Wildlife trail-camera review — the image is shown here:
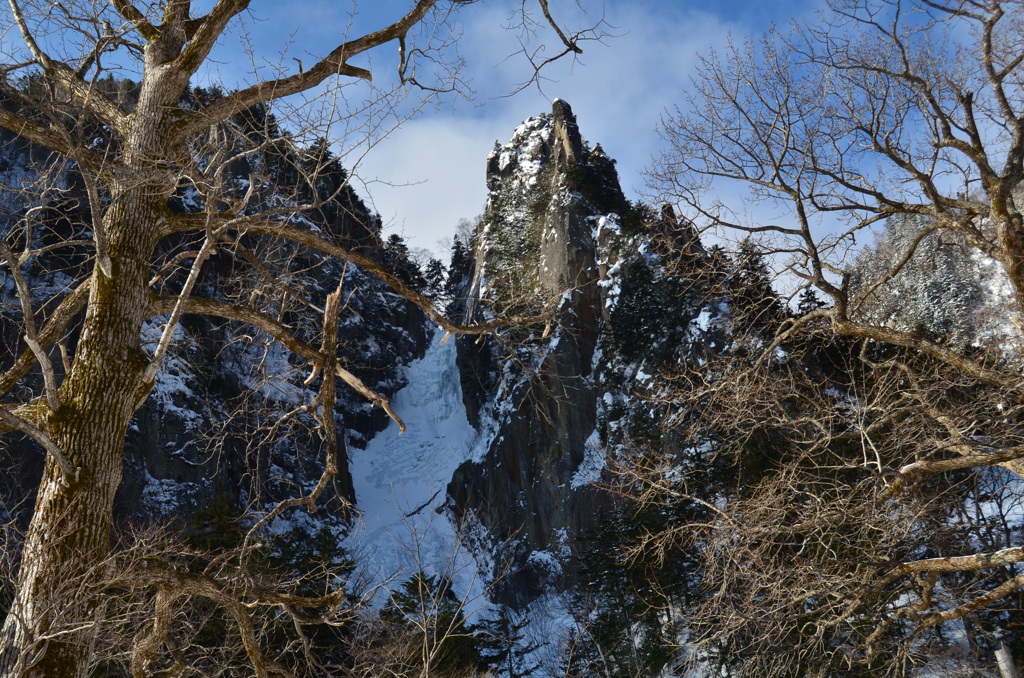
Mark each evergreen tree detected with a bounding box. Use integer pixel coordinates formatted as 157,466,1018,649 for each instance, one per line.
423,257,447,301
181,498,360,671
564,505,685,678
610,257,666,364
446,235,472,296
298,138,381,245
383,233,427,292
796,287,827,317
849,214,982,346
444,234,473,315
381,572,486,677
477,605,541,678
728,238,784,330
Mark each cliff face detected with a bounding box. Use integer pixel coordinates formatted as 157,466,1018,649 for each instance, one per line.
1,99,722,608
114,255,432,522
448,101,630,600
0,125,433,528
444,102,730,603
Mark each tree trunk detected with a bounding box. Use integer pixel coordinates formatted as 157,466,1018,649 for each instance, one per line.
0,191,158,678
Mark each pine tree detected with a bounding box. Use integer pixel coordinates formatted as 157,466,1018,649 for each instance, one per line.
423,257,447,301
796,287,827,317
446,236,471,295
728,238,784,330
381,572,486,677
383,233,427,292
564,505,683,678
849,214,981,346
297,138,381,245
477,605,541,678
609,257,666,363
444,235,473,315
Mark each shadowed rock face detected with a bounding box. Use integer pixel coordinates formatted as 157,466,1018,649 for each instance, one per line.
449,101,624,603
112,261,432,523
445,101,727,604
0,126,432,527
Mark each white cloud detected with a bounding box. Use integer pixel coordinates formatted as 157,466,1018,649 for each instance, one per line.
355,2,737,255
355,116,495,252
188,0,824,257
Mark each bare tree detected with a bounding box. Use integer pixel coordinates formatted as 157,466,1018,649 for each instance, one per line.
624,322,1024,675
639,0,1024,672
0,0,604,675
650,0,1024,377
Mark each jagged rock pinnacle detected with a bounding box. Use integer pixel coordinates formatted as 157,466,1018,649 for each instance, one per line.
552,99,583,168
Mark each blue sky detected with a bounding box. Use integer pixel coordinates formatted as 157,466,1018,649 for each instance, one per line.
197,0,821,256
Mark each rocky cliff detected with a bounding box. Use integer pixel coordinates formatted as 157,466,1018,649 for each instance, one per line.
447,101,720,602
0,124,433,533
0,98,723,609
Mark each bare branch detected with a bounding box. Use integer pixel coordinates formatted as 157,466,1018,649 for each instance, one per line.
172,0,440,140
179,216,555,336
0,283,88,397
0,407,76,482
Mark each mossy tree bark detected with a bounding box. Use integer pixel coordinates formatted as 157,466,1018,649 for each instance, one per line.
0,195,158,677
